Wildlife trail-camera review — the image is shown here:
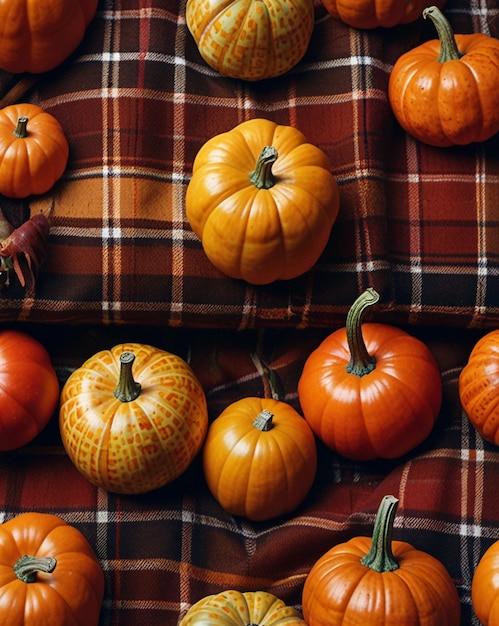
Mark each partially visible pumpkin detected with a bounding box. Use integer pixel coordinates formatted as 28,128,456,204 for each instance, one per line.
0,104,69,199
298,288,442,461
321,0,445,28
459,329,499,445
0,512,104,626
202,396,317,521
302,495,461,625
472,540,499,625
388,5,499,147
0,0,99,74
59,343,209,494
185,118,340,285
180,589,307,625
0,329,59,451
186,0,314,81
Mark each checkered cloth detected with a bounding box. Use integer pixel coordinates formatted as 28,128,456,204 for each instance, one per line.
0,323,495,625
0,0,497,328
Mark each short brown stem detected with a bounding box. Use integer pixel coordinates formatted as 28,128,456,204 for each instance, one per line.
13,116,29,139
114,352,142,402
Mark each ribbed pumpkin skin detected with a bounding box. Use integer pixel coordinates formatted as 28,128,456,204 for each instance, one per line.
388,8,499,147
59,343,208,494
302,536,461,626
298,322,442,461
0,104,69,199
186,0,314,80
0,0,98,73
459,329,499,445
0,512,104,626
202,397,317,521
472,540,499,626
321,0,445,28
185,118,339,285
180,590,307,625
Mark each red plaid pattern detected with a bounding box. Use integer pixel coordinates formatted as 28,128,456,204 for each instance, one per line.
0,0,496,328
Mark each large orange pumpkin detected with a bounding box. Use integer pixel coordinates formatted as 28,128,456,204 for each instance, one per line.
186,0,314,80
388,6,499,147
302,495,461,625
0,103,69,199
0,512,104,626
0,0,99,74
202,397,317,521
459,329,499,445
59,343,209,494
185,118,340,285
321,0,445,28
298,288,442,461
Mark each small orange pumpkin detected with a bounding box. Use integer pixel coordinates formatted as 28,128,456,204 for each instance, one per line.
298,288,442,461
0,512,104,626
321,0,445,28
472,540,499,625
459,329,499,446
0,104,69,199
202,397,317,521
186,118,340,285
186,0,314,81
388,6,499,147
302,495,461,625
180,589,307,625
0,0,98,74
59,343,209,494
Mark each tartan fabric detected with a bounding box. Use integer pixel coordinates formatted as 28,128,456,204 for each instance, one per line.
0,323,494,625
0,0,497,328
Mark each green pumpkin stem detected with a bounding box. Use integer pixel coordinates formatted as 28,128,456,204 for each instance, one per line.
253,409,274,431
14,555,57,583
13,116,29,139
249,146,278,190
345,288,379,377
114,352,142,402
360,495,400,572
423,6,463,63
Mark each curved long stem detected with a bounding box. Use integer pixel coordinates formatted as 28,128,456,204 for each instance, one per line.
423,6,463,63
345,288,380,377
248,146,278,189
360,495,399,572
114,352,141,402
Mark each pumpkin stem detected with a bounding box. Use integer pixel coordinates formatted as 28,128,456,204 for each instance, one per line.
253,409,274,431
345,288,379,377
423,6,463,62
249,146,278,190
14,555,57,583
114,351,142,402
13,116,29,139
360,495,399,573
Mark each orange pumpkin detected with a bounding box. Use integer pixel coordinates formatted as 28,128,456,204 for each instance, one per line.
0,104,69,199
298,288,442,461
185,118,340,285
202,397,317,521
472,540,499,625
388,6,499,147
59,343,209,494
185,0,314,80
0,512,104,626
459,329,499,446
302,495,461,625
180,590,307,625
0,0,98,74
321,0,445,28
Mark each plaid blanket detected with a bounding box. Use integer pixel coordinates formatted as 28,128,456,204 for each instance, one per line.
0,323,493,625
0,0,497,329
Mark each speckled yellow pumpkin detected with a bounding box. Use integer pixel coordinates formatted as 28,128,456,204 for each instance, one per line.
180,589,307,625
59,343,208,494
186,0,315,81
